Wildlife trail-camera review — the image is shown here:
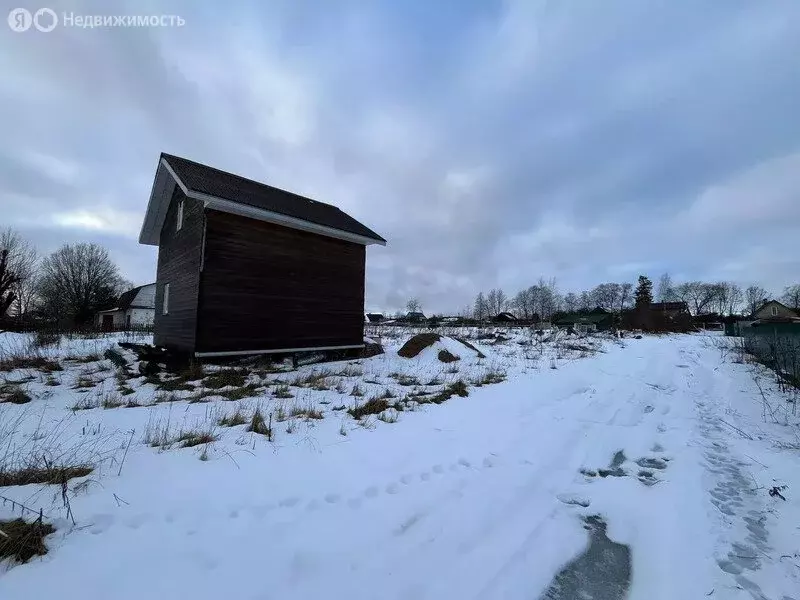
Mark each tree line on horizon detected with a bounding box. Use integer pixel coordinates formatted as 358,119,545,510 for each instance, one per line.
402,274,799,322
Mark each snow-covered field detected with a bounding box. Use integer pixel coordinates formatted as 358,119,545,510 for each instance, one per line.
0,328,798,600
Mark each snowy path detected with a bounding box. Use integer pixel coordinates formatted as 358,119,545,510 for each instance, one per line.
1,335,798,600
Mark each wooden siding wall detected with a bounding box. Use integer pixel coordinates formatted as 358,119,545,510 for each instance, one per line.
196,210,366,353
153,188,204,351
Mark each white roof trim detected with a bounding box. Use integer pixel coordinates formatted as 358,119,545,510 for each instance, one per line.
139,157,386,247
194,344,364,358
197,194,386,247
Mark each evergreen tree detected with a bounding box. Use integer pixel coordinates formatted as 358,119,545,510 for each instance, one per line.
634,275,653,308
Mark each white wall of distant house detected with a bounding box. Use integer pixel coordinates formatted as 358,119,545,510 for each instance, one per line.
127,308,154,326
96,308,154,327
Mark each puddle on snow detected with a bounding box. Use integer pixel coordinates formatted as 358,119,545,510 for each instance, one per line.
540,515,631,600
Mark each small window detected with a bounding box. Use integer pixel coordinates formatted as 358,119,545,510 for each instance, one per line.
176,200,184,232
163,283,170,315
771,305,778,316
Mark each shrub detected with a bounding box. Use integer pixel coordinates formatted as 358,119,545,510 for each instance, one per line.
33,330,60,349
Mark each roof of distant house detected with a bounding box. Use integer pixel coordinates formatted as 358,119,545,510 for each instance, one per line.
650,302,689,311
98,283,156,313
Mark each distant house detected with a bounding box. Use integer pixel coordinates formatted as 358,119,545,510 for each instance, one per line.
493,312,517,323
366,313,385,323
650,302,690,318
555,308,614,332
693,312,724,330
639,301,692,332
752,300,799,321
96,283,156,330
138,153,386,357
405,311,426,324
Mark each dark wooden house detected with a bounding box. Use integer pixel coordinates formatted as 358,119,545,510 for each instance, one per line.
138,153,386,357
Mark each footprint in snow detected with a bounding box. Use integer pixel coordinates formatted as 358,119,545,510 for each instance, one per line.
279,497,300,508
89,514,115,535
556,493,591,508
483,457,495,468
420,472,431,482
386,483,399,495
458,458,472,468
325,493,340,504
125,514,149,530
433,465,444,474
400,474,413,484
363,486,379,498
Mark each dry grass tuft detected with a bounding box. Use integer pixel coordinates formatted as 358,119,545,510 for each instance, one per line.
218,406,248,427
273,383,293,399
0,518,56,563
247,407,272,439
0,355,62,373
0,464,93,487
348,397,390,419
203,369,247,390
219,383,262,401
290,403,324,420
389,373,420,386
0,384,32,404
177,430,218,448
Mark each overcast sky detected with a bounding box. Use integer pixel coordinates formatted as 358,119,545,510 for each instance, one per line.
2,0,799,314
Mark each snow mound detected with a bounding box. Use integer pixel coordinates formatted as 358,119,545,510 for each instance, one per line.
397,334,484,362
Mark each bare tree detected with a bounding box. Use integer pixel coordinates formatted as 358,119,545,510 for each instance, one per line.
782,284,800,310
485,289,497,316
535,278,560,319
591,283,622,311
496,289,508,314
619,282,633,312
563,292,578,313
0,249,20,316
0,228,38,316
677,281,719,315
578,290,592,311
473,292,489,321
712,281,743,316
656,273,673,302
405,297,421,313
484,288,508,316
745,285,770,317
37,243,126,325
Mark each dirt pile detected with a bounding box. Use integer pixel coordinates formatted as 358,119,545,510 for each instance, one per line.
397,333,442,358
